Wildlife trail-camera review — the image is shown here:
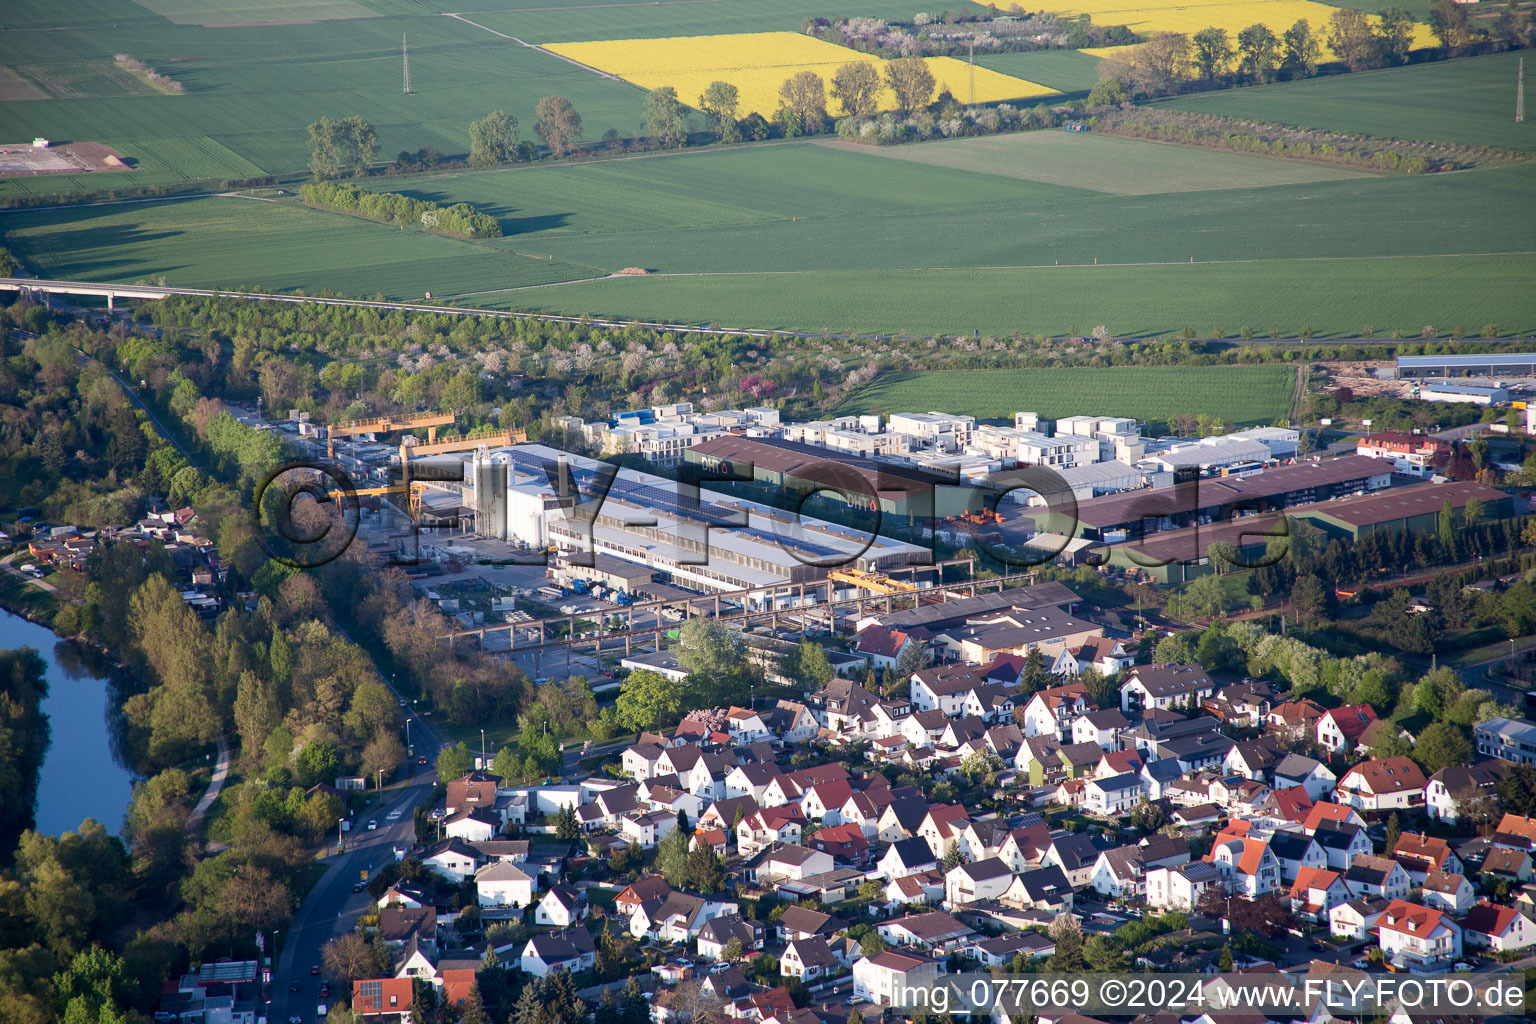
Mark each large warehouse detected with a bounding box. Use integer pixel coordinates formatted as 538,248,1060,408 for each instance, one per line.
1102,478,1512,583
1029,455,1395,542
458,443,929,595
685,435,981,523
1396,353,1536,379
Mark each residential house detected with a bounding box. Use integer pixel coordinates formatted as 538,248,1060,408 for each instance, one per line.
1317,704,1379,754
379,907,436,952
615,876,671,918
630,891,738,943
810,678,881,731
918,804,971,859
1272,753,1336,801
1224,740,1282,782
1303,802,1367,834
1205,832,1281,896
965,932,1056,968
444,772,498,815
620,809,677,850
696,915,764,960
1460,902,1536,953
1049,636,1135,677
1145,860,1224,912
854,625,917,670
1313,822,1374,872
353,979,414,1019
1492,812,1536,852
1391,833,1462,883
751,845,834,884
1289,867,1349,923
1266,698,1326,740
1043,833,1105,889
777,905,840,943
910,664,990,716
1268,830,1328,884
724,764,779,803
1330,896,1390,942
809,823,872,865
1336,757,1427,813
520,928,596,978
885,870,945,908
877,911,975,953
944,857,1015,907
443,807,498,843
781,937,839,980
1344,855,1411,902
420,838,480,884
1020,683,1093,739
534,885,587,927
1119,663,1216,713
880,837,940,880
1425,761,1507,824
1474,716,1536,765
1073,708,1131,751
1376,900,1462,968
1083,772,1144,816
1420,871,1475,915
476,861,537,909
1001,865,1076,913
853,951,940,1007
737,808,806,857
1480,847,1534,884
1090,845,1145,899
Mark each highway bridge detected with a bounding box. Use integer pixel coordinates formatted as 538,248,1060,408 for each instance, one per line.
0,275,808,339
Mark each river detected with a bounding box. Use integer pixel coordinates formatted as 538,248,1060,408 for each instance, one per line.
0,608,136,835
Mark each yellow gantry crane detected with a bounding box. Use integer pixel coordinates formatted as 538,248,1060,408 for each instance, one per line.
325,410,457,458
827,568,919,595
326,428,529,519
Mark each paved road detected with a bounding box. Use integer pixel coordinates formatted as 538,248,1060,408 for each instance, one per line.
188,733,230,835
266,763,438,1024
267,643,449,1024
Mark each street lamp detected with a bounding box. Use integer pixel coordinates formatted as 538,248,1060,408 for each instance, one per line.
480,728,486,769
337,817,345,850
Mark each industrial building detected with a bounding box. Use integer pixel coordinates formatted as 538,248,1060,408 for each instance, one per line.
1030,455,1395,542
1396,353,1536,379
461,443,929,595
1101,478,1512,583
684,435,980,523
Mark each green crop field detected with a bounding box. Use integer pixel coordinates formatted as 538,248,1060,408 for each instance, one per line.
0,0,649,194
499,254,1536,338
6,139,1534,337
973,50,1107,94
0,195,597,298
838,365,1298,425
1162,52,1536,152
821,131,1373,194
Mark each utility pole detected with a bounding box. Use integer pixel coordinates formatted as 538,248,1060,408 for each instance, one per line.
402,33,411,95
964,37,976,107
1518,57,1526,124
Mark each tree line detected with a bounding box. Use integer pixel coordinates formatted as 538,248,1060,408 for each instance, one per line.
1101,2,1535,99
298,180,502,239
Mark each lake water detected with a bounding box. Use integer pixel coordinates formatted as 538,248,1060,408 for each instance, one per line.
0,608,136,835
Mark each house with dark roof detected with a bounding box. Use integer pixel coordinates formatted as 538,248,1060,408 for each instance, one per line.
1120,663,1215,713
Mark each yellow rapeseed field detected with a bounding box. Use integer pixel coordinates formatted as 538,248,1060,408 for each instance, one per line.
542,32,1057,118
1059,0,1437,58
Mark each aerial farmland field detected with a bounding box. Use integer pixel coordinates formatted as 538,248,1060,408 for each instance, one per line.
541,33,1057,117
837,365,1298,424
1163,51,1536,152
